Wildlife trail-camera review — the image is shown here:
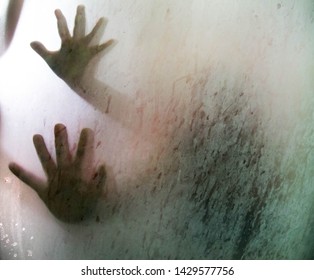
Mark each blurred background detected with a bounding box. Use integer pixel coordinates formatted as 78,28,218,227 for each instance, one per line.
0,0,314,259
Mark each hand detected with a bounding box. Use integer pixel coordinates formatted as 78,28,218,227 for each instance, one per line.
9,124,106,223
30,5,113,87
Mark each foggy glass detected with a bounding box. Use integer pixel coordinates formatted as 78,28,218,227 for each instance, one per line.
0,0,314,259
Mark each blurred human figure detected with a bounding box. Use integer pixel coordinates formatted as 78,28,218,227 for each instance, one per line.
0,0,24,56
7,6,110,223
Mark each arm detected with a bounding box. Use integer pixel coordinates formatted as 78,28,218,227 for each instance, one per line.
32,6,142,131
9,124,106,223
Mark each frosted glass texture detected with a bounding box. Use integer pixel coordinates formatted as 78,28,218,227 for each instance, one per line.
0,0,314,259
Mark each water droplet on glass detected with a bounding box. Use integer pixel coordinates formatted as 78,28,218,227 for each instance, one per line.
22,227,26,231
30,236,34,240
6,239,10,244
4,177,11,184
12,242,18,247
0,228,4,240
27,250,32,257
13,254,17,258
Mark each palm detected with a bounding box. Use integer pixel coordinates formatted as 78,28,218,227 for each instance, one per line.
9,124,106,223
31,5,113,86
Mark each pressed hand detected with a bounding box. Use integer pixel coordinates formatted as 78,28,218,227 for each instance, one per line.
9,124,106,223
30,5,113,86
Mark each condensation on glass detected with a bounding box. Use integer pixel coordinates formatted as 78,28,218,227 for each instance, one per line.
1,0,314,259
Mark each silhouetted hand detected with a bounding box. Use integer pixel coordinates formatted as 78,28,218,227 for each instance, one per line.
9,124,106,223
30,5,113,87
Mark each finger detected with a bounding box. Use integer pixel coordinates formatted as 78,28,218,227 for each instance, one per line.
90,39,114,56
84,17,105,44
54,123,71,167
91,164,106,190
74,128,89,168
30,41,51,61
55,9,71,41
33,134,57,178
73,5,86,39
9,162,47,200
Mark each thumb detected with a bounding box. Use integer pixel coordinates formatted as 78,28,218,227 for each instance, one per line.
9,162,47,201
30,41,51,61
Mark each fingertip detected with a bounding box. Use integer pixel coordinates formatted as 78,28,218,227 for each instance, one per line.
54,123,66,134
80,128,89,140
81,127,89,134
30,41,50,59
96,39,115,54
30,41,41,50
54,9,61,17
105,39,117,50
77,128,89,149
8,162,20,176
8,163,46,198
8,162,17,171
81,127,93,139
77,5,85,12
33,134,43,141
107,38,115,45
93,17,105,30
99,17,105,24
30,41,37,48
33,134,43,144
